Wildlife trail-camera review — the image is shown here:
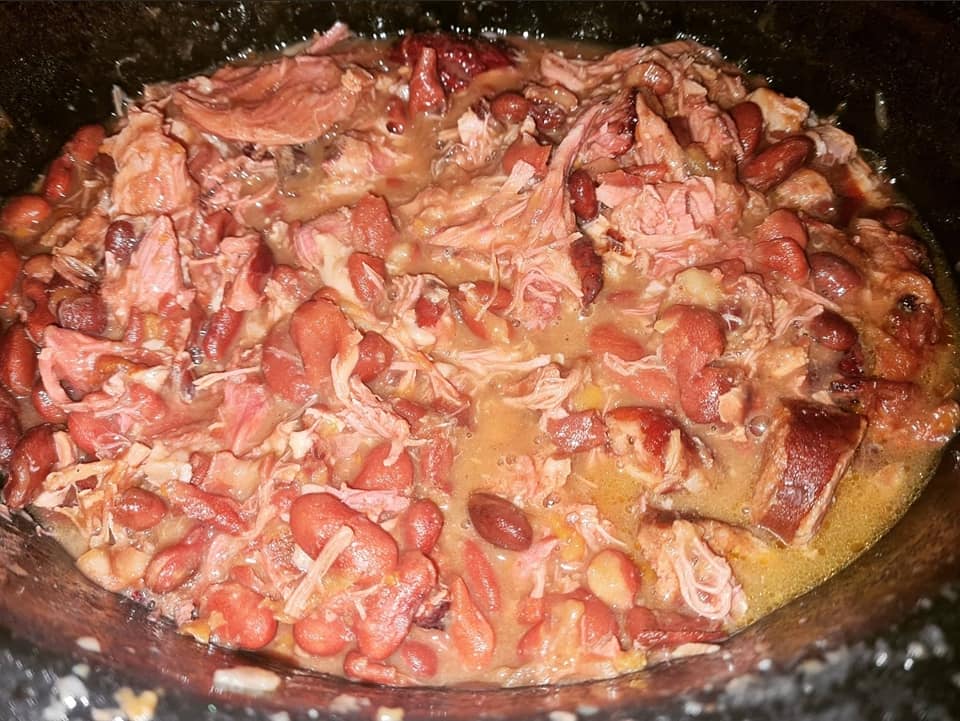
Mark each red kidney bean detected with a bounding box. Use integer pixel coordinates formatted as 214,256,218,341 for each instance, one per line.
294,609,352,656
43,156,74,202
419,429,453,493
357,550,437,660
755,237,809,282
414,296,443,328
202,582,278,651
57,294,107,336
809,252,863,300
463,540,501,614
289,493,398,586
0,195,51,238
398,498,444,554
343,651,398,685
546,410,606,454
502,137,552,177
490,91,531,123
470,281,512,313
582,596,618,650
809,311,857,351
31,381,66,424
467,491,533,551
3,424,57,509
756,208,808,248
353,331,394,383
399,640,438,679
627,61,673,95
568,169,598,222
104,220,139,263
347,252,387,306
739,135,814,192
0,323,37,397
113,487,167,531
65,125,105,165
888,296,940,350
569,236,603,306
874,205,912,232
144,534,206,593
166,481,245,534
531,101,565,133
586,548,641,610
729,101,763,157
351,194,400,258
0,402,22,466
201,307,242,362
0,235,21,303
349,443,414,492
290,293,353,394
408,46,446,116
448,577,495,669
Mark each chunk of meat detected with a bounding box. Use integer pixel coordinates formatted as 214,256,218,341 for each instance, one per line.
752,400,867,544
174,55,365,145
103,215,187,319
106,111,197,215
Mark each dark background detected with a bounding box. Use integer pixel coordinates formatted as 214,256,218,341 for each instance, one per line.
1,3,960,720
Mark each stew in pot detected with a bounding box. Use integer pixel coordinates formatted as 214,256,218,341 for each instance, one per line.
0,25,956,686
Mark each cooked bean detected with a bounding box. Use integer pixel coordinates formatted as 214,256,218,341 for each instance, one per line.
467,491,533,551
809,311,857,351
294,610,351,656
104,220,139,263
568,169,598,222
809,252,863,300
586,548,641,610
875,205,912,232
625,61,673,95
0,402,21,466
490,91,531,123
57,294,107,336
43,156,73,202
144,537,205,593
3,424,57,509
349,443,414,492
740,135,814,192
113,487,167,531
729,101,763,156
0,195,51,238
398,498,444,553
202,582,278,650
201,307,242,362
531,101,565,133
0,323,37,397
0,235,21,303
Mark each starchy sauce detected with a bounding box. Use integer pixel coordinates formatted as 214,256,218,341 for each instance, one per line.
0,24,957,687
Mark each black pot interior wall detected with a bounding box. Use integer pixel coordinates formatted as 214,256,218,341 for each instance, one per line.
1,3,960,720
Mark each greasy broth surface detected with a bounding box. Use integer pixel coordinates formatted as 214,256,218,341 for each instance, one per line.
5,29,957,687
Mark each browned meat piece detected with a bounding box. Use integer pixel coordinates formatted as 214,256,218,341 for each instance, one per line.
752,400,866,544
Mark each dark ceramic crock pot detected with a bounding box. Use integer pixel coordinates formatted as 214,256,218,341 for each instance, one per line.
2,3,960,720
